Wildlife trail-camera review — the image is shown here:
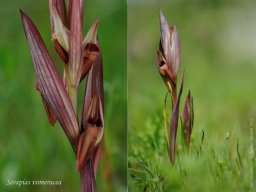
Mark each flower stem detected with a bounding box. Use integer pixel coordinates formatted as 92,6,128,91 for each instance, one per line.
164,92,170,147
171,87,177,109
69,85,77,113
64,65,77,114
80,156,96,192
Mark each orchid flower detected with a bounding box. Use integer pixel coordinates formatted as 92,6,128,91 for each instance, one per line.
157,10,194,165
157,10,180,108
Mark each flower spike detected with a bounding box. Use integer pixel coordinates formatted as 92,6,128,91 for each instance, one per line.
21,0,108,190
157,10,180,108
159,10,180,77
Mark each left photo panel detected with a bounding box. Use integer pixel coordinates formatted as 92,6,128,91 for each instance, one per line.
0,0,127,191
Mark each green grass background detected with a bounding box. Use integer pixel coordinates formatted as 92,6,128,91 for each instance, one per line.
128,0,256,191
0,0,127,191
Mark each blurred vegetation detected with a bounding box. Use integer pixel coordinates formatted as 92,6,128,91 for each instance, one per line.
128,0,256,191
0,0,127,191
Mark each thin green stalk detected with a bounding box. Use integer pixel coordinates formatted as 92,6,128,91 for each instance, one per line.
69,85,77,113
65,65,78,114
164,92,170,147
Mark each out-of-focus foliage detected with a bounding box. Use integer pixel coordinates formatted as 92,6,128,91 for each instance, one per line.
0,0,127,191
128,0,256,191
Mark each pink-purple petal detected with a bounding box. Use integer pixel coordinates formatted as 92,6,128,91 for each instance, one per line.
69,0,83,87
21,11,79,150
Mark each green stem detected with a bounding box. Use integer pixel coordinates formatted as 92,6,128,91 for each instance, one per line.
64,65,77,114
69,85,77,114
164,92,170,147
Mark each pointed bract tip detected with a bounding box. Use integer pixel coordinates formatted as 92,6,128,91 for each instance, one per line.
83,19,99,45
160,9,164,19
187,90,191,100
20,9,27,20
92,19,99,37
179,70,185,93
95,18,99,25
52,6,69,52
20,10,32,27
19,9,24,15
160,9,168,25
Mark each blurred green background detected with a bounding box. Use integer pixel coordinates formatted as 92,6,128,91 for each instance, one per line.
0,0,127,191
128,0,256,191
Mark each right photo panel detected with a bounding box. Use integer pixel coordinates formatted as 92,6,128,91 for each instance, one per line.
128,0,256,191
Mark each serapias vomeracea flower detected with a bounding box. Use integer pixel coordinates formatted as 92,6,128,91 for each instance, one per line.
157,10,195,165
20,0,104,191
157,10,180,108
